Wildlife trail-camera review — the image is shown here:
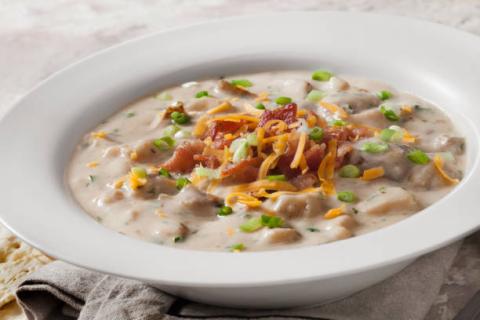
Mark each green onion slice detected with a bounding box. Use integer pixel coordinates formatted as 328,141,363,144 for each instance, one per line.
261,215,284,228
306,89,325,102
267,174,286,181
311,70,333,81
229,243,245,252
239,217,263,233
255,103,266,110
153,136,175,150
337,191,357,203
158,168,171,178
230,79,253,87
275,96,292,105
379,105,400,121
195,90,209,98
339,164,361,178
218,205,233,216
377,90,393,101
175,177,191,190
309,127,324,142
170,111,190,125
406,149,430,165
194,166,220,179
361,141,389,154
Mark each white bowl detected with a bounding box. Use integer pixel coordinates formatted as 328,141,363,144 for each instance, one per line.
1,12,480,308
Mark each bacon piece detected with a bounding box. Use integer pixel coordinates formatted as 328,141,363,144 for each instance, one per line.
290,173,318,190
335,142,353,168
259,103,298,127
221,158,261,183
161,140,204,173
204,120,243,140
193,154,221,169
304,143,326,171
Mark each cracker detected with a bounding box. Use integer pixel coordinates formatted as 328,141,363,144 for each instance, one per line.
0,225,50,308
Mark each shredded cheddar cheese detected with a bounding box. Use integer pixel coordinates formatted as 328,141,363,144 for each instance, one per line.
129,172,147,190
290,132,307,169
210,114,259,123
258,153,280,179
361,167,385,181
324,205,346,219
225,192,262,208
207,101,232,115
91,131,108,139
263,119,288,134
226,226,235,237
319,101,349,119
433,154,459,185
306,113,317,128
234,180,297,193
193,115,209,137
86,161,98,168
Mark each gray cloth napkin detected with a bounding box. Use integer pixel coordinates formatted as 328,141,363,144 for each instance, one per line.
16,242,461,320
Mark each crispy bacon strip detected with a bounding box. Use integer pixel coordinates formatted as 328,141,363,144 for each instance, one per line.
193,154,221,169
161,140,204,173
221,158,261,183
259,103,298,127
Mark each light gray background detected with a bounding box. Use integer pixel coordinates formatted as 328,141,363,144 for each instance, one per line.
1,1,480,319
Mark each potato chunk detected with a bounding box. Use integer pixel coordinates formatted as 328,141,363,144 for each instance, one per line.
266,193,324,219
261,228,301,245
356,187,419,216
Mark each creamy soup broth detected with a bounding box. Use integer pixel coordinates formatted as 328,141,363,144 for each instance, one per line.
68,70,465,251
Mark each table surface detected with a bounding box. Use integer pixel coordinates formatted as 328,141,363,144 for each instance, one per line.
1,1,480,319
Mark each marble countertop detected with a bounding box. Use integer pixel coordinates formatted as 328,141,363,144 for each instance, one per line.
1,1,480,319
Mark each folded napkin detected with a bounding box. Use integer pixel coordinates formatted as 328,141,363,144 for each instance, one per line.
16,242,460,320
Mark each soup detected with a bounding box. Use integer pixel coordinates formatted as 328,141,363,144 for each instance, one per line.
68,70,465,251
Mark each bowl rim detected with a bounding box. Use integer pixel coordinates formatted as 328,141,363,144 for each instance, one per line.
1,11,480,288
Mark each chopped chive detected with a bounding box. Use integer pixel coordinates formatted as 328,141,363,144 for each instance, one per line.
126,111,136,118
255,103,266,110
229,243,245,252
218,205,233,216
261,215,284,228
275,96,292,105
406,149,430,165
239,217,263,233
267,174,286,181
176,177,191,190
309,127,324,142
339,164,361,178
312,70,333,81
158,168,171,178
337,191,357,203
377,90,393,101
153,136,175,150
162,125,181,137
306,227,320,232
306,89,325,102
330,119,347,127
195,90,209,98
131,167,147,179
379,105,400,121
88,175,96,183
173,235,185,243
230,79,253,87
170,111,190,125
361,142,389,154
379,128,402,142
